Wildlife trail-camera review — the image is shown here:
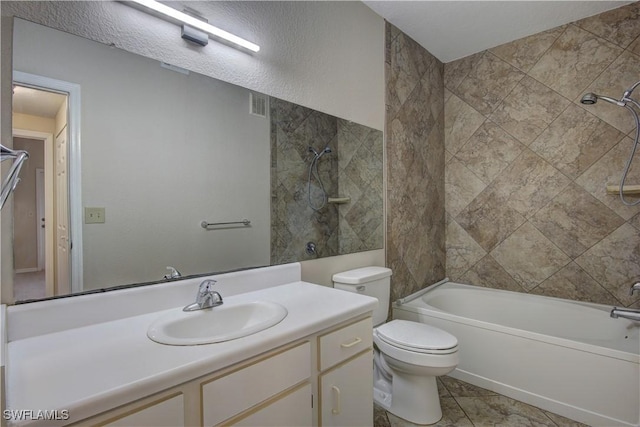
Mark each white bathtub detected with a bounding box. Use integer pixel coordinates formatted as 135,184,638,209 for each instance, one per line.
393,281,640,427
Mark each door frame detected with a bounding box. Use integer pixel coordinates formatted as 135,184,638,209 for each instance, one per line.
13,71,83,294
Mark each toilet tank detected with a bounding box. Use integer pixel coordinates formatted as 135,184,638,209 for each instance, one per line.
332,267,392,327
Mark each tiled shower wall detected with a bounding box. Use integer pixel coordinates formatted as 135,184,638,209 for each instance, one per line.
271,98,340,264
270,99,384,265
337,119,384,254
385,22,446,303
445,2,640,308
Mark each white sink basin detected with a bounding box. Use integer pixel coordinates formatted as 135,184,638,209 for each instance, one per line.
147,301,288,346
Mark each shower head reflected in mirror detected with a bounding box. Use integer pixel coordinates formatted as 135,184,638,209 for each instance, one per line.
580,93,625,107
308,145,332,158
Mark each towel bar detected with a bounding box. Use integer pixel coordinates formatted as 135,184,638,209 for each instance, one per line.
201,219,251,228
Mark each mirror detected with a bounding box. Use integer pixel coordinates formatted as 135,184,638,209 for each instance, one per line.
8,18,383,302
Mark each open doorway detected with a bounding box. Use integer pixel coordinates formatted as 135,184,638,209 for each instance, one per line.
12,85,68,301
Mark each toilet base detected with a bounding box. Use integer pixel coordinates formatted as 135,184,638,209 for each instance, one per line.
374,372,443,425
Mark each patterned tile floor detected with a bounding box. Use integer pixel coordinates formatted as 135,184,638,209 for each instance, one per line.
374,376,589,427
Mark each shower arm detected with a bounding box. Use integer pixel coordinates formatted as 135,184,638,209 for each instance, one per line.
0,144,29,211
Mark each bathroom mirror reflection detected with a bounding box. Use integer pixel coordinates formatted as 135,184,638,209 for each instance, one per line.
8,18,383,303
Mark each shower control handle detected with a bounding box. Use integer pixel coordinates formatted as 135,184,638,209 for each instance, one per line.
306,242,316,255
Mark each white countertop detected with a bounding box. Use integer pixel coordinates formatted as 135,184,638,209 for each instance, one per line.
6,281,377,426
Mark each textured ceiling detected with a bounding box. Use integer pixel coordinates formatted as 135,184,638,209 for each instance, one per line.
364,1,633,63
12,85,66,118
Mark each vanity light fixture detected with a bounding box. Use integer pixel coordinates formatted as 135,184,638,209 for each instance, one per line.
127,0,260,52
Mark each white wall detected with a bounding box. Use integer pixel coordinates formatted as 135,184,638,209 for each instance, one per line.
1,1,386,294
1,1,384,130
14,19,271,289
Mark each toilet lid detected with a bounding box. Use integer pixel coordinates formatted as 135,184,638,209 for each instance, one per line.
376,320,458,351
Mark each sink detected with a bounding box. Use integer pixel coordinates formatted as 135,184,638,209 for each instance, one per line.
147,301,288,346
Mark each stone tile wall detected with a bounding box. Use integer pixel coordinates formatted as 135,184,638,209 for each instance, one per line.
270,98,340,264
385,22,446,302
444,2,640,308
337,119,384,254
270,100,384,265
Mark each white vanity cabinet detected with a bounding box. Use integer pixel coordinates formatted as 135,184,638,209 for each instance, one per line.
100,394,186,427
69,342,312,427
201,342,311,426
67,317,373,427
317,318,373,427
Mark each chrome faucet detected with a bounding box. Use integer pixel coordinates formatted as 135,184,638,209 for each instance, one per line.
183,279,223,312
610,307,640,321
164,266,182,280
630,282,640,296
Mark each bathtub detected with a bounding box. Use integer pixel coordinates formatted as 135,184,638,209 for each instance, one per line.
393,281,640,427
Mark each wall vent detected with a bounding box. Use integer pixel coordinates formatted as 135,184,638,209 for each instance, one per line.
250,92,268,118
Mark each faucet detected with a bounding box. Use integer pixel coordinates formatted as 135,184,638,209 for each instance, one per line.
630,282,640,296
610,307,640,322
164,266,182,280
183,279,223,312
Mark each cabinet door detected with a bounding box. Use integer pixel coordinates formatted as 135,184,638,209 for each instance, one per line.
231,384,312,427
319,351,373,427
102,394,184,427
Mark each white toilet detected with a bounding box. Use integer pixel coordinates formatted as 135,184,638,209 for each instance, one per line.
333,267,459,425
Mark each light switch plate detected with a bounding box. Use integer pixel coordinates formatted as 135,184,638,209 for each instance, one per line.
85,207,105,224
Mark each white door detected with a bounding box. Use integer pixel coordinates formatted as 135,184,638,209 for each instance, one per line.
55,128,70,294
36,168,45,271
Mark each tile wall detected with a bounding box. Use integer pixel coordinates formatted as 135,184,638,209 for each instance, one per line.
270,98,340,264
270,99,384,265
445,2,640,308
336,119,385,254
385,22,446,302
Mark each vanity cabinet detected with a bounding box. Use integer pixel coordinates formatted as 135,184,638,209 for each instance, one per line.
67,317,372,427
317,318,373,427
201,342,311,426
101,394,185,427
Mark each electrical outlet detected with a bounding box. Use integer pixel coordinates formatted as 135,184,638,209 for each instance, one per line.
85,207,105,224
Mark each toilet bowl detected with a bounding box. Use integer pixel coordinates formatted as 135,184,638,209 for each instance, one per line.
373,320,458,424
332,267,459,425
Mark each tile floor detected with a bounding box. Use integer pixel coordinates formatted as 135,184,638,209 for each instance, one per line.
374,376,589,427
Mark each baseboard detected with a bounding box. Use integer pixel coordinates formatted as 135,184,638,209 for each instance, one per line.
449,369,638,427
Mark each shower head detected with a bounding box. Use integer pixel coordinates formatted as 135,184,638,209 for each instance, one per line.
308,145,332,158
580,93,598,105
580,92,626,107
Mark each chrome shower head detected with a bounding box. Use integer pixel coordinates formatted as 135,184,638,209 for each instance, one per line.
580,92,625,107
309,145,331,158
580,93,598,105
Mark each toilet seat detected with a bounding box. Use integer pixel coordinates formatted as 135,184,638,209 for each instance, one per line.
375,320,458,355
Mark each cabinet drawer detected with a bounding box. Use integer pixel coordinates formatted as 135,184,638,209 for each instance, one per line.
202,342,310,426
319,318,372,371
102,394,184,427
231,383,312,426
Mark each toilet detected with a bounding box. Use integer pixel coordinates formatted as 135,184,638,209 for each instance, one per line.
333,267,458,425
